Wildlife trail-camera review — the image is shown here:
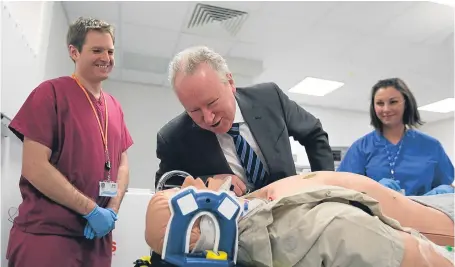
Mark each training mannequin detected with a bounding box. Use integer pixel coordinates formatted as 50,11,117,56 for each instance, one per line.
250,171,454,245
146,172,454,267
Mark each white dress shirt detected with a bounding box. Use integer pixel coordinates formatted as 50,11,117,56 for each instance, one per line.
215,100,269,190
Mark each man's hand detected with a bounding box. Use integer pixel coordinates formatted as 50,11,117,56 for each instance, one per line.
83,208,118,239
83,206,118,238
212,174,246,196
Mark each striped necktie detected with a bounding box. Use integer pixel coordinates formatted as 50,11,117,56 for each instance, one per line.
227,123,268,188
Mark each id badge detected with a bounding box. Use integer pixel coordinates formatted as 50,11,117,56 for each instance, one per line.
99,181,118,197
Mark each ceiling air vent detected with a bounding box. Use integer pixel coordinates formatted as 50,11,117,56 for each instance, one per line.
187,3,249,36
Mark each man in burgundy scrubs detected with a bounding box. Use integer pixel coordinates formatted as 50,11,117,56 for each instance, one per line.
5,17,133,267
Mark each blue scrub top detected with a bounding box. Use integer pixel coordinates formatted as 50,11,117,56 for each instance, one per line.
337,129,454,196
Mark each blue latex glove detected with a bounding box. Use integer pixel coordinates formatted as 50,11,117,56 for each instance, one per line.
424,184,454,196
378,178,402,192
84,223,96,240
83,206,118,239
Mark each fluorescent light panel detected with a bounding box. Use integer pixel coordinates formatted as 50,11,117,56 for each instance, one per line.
418,98,455,113
289,77,344,96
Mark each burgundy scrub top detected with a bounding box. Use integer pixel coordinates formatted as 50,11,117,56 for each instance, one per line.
8,76,134,236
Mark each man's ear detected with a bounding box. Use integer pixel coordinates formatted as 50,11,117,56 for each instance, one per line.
68,45,80,62
226,73,236,92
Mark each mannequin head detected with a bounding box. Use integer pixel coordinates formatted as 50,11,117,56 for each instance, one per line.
144,176,230,254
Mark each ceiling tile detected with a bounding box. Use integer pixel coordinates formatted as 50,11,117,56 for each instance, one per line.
230,13,263,43
120,1,191,31
225,57,263,77
63,2,120,23
174,33,235,56
338,36,412,69
380,1,454,43
289,25,363,59
316,1,417,35
235,2,339,43
419,26,454,46
121,23,179,57
122,51,169,74
228,42,264,61
121,69,165,86
182,23,239,41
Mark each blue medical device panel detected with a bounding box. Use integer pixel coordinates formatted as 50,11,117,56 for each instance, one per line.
162,187,242,266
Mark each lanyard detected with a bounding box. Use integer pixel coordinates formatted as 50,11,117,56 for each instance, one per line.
384,132,406,179
72,74,111,179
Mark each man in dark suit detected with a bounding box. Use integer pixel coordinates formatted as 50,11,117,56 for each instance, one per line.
155,46,334,196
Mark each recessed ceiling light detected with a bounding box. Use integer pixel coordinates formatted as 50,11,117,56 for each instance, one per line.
418,98,455,113
289,77,344,96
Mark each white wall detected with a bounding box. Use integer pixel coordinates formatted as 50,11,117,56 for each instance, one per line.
291,106,372,166
1,2,71,265
2,1,46,56
43,2,74,79
2,2,42,118
1,1,73,118
420,118,454,161
104,81,373,188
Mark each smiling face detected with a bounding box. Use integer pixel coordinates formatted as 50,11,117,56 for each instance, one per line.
373,86,406,129
174,63,237,134
69,30,115,83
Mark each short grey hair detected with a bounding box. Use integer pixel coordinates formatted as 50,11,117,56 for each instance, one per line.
168,46,231,89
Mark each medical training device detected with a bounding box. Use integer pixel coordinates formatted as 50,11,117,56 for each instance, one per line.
161,186,243,266
156,170,191,191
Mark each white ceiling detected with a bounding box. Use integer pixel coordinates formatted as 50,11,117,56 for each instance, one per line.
62,1,454,122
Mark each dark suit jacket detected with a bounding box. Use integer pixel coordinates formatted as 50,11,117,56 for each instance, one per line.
155,82,334,188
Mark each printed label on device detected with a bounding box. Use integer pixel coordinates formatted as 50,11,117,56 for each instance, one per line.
99,181,118,197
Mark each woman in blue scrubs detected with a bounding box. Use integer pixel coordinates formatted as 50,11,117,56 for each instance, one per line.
337,78,454,196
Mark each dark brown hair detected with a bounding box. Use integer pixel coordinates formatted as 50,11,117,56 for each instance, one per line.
369,78,424,131
66,17,115,56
